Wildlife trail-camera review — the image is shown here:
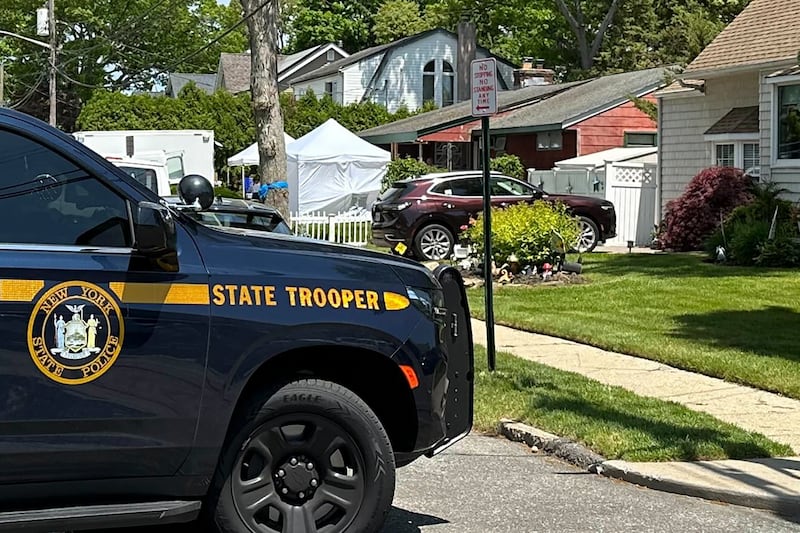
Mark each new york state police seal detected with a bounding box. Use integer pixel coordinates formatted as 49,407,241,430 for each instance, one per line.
27,281,124,385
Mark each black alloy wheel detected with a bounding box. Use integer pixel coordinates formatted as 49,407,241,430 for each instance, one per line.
210,380,395,533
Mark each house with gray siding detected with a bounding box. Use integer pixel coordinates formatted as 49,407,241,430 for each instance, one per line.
657,0,800,218
290,29,516,113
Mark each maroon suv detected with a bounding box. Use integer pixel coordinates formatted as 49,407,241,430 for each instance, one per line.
372,171,616,261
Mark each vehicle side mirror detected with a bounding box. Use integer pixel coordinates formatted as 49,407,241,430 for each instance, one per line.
178,174,214,210
134,201,177,258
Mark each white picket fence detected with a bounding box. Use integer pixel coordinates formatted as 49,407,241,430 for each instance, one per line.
290,210,373,247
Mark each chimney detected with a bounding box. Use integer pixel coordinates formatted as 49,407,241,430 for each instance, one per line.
457,21,477,103
513,57,555,89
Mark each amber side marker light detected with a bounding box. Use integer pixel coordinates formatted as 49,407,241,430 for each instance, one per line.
399,365,419,389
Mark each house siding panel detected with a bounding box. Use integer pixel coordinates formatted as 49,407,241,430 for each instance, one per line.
341,54,385,105
573,95,658,156
658,72,759,214
294,74,343,103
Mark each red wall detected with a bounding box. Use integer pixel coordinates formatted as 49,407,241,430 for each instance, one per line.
572,94,657,156
503,130,578,170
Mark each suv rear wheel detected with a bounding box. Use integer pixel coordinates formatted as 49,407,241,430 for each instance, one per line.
414,224,454,261
575,216,599,253
209,379,395,533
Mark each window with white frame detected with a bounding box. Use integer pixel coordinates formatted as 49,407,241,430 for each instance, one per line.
422,59,457,108
326,49,335,62
777,84,800,160
712,141,759,175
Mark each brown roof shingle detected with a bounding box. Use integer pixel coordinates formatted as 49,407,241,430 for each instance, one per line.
705,106,759,135
686,0,800,74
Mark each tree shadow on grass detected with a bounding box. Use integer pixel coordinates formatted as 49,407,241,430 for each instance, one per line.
584,253,794,279
532,395,783,461
671,306,800,363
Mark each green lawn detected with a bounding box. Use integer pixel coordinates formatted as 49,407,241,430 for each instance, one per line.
468,253,800,399
473,346,792,461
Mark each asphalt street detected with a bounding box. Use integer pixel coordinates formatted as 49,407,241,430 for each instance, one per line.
111,435,800,533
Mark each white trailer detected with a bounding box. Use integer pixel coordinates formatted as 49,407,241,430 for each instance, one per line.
73,130,215,185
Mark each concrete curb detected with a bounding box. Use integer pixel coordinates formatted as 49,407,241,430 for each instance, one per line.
598,461,800,516
499,420,800,515
498,419,605,470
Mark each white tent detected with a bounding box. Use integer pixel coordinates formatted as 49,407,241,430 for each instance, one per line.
287,119,390,214
227,133,296,167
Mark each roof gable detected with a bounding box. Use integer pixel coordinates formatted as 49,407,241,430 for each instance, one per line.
291,28,517,85
686,0,800,74
167,73,217,96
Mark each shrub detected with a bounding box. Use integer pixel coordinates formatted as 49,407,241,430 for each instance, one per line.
382,157,442,191
214,187,242,199
755,237,800,267
465,201,580,266
704,182,798,265
661,167,754,251
490,154,526,180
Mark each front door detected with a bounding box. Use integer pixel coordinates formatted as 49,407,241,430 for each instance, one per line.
0,127,209,483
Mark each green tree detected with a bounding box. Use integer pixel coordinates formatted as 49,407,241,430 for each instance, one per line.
282,0,383,52
373,0,430,44
0,0,247,129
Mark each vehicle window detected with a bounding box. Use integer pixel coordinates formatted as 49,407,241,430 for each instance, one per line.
491,177,533,196
432,178,483,197
378,184,409,202
117,166,158,194
0,130,131,247
166,156,184,182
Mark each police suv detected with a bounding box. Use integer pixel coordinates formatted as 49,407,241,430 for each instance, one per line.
0,109,473,533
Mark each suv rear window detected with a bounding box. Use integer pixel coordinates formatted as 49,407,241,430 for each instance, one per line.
378,184,410,202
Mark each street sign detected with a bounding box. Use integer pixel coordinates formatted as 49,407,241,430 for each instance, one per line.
471,58,497,117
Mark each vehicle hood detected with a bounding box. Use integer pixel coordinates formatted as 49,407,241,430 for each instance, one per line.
192,224,439,289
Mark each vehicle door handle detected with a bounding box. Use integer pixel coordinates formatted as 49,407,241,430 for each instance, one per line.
442,202,455,209
499,202,508,207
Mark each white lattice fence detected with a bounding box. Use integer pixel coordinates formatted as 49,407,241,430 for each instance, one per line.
605,163,658,247
290,211,372,247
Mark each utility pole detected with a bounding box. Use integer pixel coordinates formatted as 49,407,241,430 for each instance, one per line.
48,0,56,126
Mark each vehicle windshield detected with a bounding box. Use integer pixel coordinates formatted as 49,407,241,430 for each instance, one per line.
117,165,158,194
188,210,291,234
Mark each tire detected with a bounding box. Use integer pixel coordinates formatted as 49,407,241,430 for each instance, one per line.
413,224,454,261
574,216,600,253
208,379,396,533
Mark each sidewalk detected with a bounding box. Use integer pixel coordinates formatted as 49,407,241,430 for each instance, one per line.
472,319,800,513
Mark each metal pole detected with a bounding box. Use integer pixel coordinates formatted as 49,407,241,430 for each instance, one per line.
481,116,496,371
48,0,56,126
0,61,4,107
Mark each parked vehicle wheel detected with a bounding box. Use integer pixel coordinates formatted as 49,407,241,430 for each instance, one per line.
414,224,454,261
209,379,396,533
575,216,600,253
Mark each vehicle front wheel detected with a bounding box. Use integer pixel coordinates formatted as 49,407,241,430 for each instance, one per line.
209,379,396,533
413,224,454,261
574,216,600,253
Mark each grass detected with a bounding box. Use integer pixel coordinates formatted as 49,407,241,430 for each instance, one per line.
468,253,800,400
473,346,793,461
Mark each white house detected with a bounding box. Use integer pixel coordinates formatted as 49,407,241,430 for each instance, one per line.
290,29,516,113
657,0,800,217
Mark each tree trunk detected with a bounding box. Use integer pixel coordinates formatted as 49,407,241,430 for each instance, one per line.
242,0,288,219
554,0,622,71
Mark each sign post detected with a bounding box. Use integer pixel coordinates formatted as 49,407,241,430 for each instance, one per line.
471,58,497,371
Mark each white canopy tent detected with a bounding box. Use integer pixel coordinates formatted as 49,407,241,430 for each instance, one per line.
227,133,296,167
287,119,390,214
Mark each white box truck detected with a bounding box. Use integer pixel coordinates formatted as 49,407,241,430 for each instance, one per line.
72,130,215,185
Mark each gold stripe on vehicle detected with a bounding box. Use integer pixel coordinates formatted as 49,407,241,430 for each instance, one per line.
0,280,44,302
109,282,210,305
